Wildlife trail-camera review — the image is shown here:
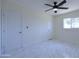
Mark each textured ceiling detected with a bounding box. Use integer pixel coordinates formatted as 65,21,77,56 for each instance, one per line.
10,0,79,15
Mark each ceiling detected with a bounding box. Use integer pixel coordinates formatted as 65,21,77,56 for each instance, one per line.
10,0,79,15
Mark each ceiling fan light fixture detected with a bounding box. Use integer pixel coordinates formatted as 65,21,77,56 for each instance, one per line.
53,8,58,13
53,8,58,11
45,0,68,13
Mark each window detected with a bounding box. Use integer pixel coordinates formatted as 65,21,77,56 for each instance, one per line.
64,18,79,28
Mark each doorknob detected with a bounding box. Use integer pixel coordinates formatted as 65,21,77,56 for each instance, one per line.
19,32,22,34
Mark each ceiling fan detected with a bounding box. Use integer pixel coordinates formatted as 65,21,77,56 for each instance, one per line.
45,0,68,13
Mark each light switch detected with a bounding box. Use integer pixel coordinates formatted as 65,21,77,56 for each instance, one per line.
26,26,29,29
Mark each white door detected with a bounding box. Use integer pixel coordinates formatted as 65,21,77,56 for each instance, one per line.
2,0,23,55
0,0,1,56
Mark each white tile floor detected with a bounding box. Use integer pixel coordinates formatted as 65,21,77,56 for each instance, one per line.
0,40,79,58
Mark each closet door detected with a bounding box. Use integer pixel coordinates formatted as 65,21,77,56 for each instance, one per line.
0,0,1,56
2,0,23,55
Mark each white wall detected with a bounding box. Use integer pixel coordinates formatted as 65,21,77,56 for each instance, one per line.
2,0,53,55
22,7,53,47
53,9,79,46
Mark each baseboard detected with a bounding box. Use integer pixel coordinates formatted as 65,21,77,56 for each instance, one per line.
0,54,11,58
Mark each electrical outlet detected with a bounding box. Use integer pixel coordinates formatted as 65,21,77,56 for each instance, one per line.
48,39,52,40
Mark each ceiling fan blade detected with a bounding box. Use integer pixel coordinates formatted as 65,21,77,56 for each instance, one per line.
57,0,66,6
45,4,53,7
45,8,53,12
58,7,68,9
